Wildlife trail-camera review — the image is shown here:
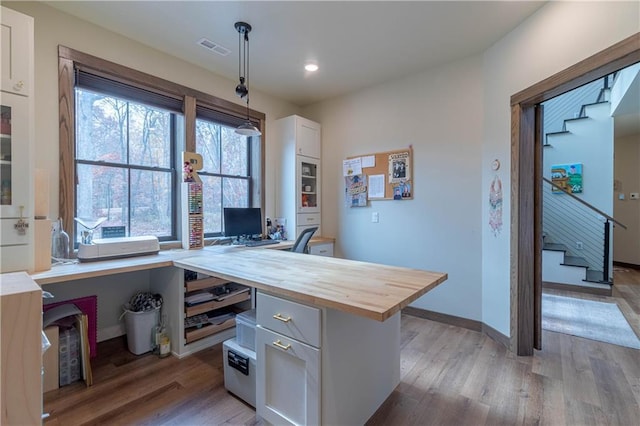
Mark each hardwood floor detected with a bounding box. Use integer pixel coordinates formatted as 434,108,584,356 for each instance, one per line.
44,269,640,425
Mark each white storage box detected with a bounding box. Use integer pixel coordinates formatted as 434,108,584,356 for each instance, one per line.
223,338,256,407
235,309,256,351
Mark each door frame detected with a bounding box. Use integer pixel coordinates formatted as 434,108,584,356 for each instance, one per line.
510,33,640,356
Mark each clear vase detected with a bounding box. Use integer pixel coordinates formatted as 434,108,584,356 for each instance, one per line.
51,218,70,259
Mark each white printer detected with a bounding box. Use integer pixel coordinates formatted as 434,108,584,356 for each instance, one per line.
77,236,160,262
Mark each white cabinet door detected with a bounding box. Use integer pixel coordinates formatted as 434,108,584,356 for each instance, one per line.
0,92,30,219
256,326,320,426
295,117,320,159
297,156,321,214
1,7,32,96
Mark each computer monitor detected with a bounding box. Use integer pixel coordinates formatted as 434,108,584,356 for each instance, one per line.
223,207,262,240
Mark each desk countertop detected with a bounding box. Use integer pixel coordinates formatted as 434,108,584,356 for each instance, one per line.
174,249,447,322
29,236,447,322
29,237,333,285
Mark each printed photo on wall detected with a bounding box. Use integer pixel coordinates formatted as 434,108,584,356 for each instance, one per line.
392,181,411,200
551,163,583,194
388,151,411,184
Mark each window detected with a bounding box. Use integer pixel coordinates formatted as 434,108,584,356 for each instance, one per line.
75,87,178,241
59,47,265,248
196,111,254,237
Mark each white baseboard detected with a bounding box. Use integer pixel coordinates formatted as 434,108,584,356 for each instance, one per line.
98,324,126,342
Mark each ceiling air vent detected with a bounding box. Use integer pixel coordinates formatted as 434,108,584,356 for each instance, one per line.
197,38,231,56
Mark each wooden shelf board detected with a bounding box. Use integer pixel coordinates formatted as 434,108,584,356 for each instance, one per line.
185,291,250,317
185,317,235,343
185,276,231,293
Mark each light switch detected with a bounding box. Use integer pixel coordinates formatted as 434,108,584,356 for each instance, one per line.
631,192,639,200
372,212,379,223
619,193,626,200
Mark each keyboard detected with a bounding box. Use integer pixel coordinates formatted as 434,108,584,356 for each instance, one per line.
245,239,280,247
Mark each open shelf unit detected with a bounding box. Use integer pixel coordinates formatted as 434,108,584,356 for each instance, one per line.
182,271,251,346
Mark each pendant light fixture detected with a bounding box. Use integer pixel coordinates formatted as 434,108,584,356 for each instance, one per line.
234,21,261,137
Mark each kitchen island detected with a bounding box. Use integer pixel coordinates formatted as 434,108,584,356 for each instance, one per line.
175,249,447,425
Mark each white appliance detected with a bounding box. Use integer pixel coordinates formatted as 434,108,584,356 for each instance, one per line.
223,338,256,407
77,236,160,262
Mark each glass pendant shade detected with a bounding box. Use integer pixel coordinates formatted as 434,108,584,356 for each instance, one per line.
236,120,262,136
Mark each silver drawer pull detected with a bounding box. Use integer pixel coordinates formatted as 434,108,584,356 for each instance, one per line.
273,313,291,322
273,340,291,351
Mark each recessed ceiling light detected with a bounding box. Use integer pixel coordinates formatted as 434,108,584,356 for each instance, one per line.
305,63,319,72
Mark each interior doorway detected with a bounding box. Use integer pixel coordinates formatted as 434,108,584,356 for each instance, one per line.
510,33,640,356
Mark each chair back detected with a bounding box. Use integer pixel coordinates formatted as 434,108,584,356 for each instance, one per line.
291,227,318,253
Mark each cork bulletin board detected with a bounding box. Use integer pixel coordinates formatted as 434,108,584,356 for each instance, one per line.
345,146,413,202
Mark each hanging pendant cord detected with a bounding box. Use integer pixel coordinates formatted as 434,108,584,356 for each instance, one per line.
238,28,241,84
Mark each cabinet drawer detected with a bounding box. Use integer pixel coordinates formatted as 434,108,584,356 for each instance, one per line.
297,213,320,226
257,292,321,348
309,242,333,257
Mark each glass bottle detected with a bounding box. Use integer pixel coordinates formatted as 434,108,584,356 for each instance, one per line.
51,218,70,260
158,314,171,358
152,316,162,355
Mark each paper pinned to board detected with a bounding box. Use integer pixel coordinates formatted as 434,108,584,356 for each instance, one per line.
368,174,385,198
361,155,375,168
343,157,363,176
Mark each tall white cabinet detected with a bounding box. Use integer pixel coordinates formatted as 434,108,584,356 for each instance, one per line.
274,115,322,240
0,6,35,273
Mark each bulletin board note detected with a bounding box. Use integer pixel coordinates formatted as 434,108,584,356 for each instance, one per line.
346,147,413,200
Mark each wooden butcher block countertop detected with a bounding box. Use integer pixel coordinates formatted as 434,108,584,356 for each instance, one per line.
174,249,448,322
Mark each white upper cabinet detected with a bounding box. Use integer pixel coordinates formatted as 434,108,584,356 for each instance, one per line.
1,7,33,96
295,116,321,159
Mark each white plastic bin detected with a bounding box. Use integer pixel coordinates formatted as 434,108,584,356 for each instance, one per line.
235,309,256,351
123,306,159,355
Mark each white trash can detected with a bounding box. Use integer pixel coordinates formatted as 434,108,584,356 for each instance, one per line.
123,305,159,355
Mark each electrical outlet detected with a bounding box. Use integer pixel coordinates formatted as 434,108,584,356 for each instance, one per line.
630,192,639,200
372,212,379,223
576,241,583,250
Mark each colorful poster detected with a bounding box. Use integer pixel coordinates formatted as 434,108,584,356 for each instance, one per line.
551,163,583,194
345,174,367,207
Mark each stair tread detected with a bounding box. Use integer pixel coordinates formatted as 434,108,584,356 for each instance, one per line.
564,116,590,123
543,243,568,252
546,130,570,136
562,256,590,268
584,269,612,285
582,100,609,108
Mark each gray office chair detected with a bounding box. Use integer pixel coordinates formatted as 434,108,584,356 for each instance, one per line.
290,227,318,253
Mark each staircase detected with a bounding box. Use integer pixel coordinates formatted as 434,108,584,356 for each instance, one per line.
542,241,611,292
541,75,616,294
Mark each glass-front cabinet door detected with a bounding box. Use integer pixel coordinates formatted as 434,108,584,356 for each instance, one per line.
297,156,321,214
0,92,30,219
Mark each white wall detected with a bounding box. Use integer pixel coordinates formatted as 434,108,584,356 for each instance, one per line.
305,0,639,335
614,132,640,264
481,1,639,335
304,54,484,321
542,103,613,214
